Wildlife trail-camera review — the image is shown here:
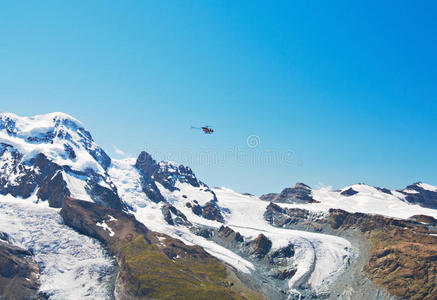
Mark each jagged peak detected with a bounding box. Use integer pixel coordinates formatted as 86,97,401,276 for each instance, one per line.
135,150,205,193
406,182,437,192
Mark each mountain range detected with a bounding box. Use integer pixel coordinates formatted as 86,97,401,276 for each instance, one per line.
0,112,436,300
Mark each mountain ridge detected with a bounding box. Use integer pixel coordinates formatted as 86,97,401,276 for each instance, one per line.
0,112,436,300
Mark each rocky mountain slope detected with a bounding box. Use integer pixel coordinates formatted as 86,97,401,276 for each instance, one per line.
0,234,41,300
0,112,436,300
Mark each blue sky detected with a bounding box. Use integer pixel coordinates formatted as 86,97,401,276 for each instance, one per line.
1,1,436,194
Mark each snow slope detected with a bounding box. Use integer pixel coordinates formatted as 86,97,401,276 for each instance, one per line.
109,159,351,294
213,187,351,293
0,195,116,300
275,184,437,219
108,159,255,274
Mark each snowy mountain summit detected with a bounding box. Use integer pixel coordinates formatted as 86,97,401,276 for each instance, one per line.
0,112,110,171
0,112,436,300
0,112,124,209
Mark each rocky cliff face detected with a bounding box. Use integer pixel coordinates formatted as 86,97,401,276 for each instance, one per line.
399,182,437,209
264,202,325,232
260,183,318,204
0,235,42,300
135,151,204,192
135,150,225,223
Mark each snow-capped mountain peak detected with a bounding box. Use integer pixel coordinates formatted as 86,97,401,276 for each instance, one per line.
0,112,121,209
1,112,437,300
0,112,110,173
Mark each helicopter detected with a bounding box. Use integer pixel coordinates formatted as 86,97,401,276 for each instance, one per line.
191,126,214,134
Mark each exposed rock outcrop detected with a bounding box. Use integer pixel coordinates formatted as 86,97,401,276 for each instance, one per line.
340,187,359,196
0,239,42,300
188,200,224,223
218,226,244,244
260,183,318,204
409,214,437,225
399,182,437,209
36,171,69,208
248,234,272,259
135,151,203,191
201,200,225,222
134,152,165,203
161,203,192,226
264,202,325,231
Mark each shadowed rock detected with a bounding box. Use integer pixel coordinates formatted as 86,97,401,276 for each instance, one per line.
202,201,224,222
37,171,69,208
260,183,318,204
409,214,437,225
340,187,359,196
161,203,192,226
0,239,42,300
218,226,244,243
399,182,437,209
248,234,272,259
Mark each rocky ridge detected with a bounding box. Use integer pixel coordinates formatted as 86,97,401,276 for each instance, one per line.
1,112,437,300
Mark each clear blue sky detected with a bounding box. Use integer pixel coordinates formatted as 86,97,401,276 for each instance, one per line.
1,1,436,194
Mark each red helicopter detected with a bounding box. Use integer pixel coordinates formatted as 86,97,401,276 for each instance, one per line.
191,126,214,134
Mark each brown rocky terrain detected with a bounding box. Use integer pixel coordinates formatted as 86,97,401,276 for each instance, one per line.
330,209,437,300
60,197,266,300
0,238,43,300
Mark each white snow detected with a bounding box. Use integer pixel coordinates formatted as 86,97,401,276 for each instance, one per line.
213,187,351,293
109,159,352,291
108,158,148,208
62,171,93,202
403,189,419,194
0,195,116,299
158,181,214,207
275,184,437,219
108,159,255,274
417,182,437,192
0,149,22,186
0,112,106,174
96,221,115,237
107,215,117,222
